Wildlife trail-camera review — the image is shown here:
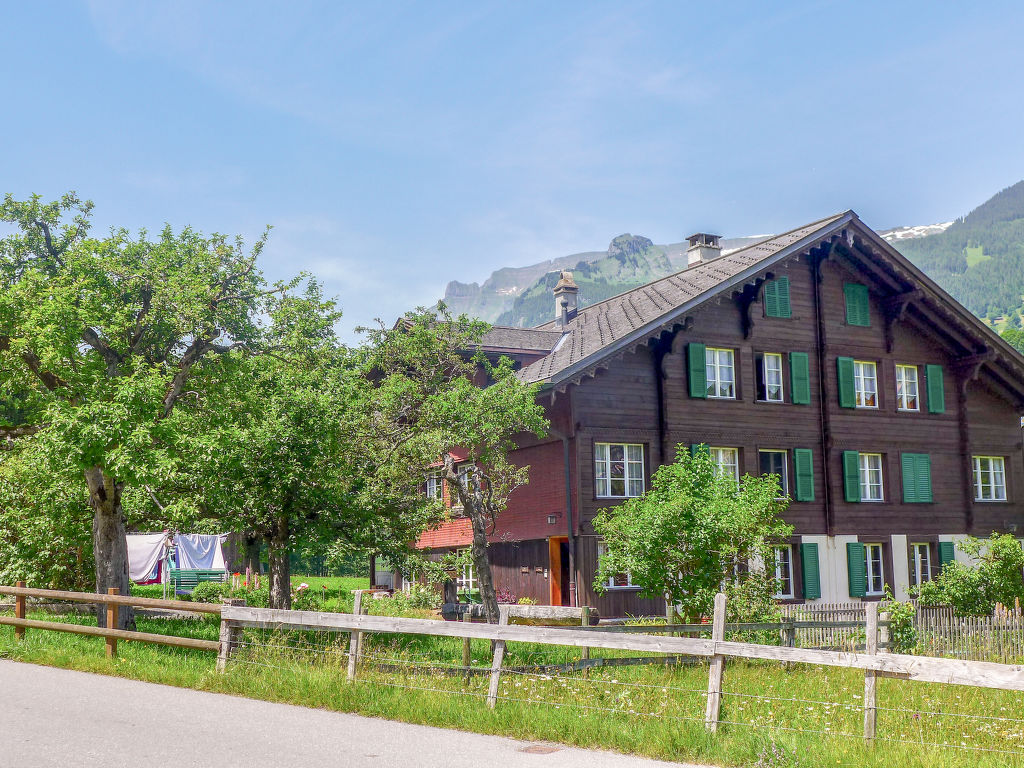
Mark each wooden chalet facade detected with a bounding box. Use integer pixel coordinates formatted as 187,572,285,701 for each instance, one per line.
414,211,1024,617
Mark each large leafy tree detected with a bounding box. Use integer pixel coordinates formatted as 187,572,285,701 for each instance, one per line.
0,193,277,627
913,534,1024,615
359,308,548,623
594,446,792,621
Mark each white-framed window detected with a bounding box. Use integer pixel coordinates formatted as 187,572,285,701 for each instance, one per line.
710,447,740,481
595,443,645,498
909,542,932,586
456,560,476,594
854,361,878,408
706,347,736,399
425,471,443,501
759,449,788,496
597,542,634,588
864,543,885,596
895,364,919,412
973,456,1007,501
773,545,794,599
859,453,884,501
762,352,785,402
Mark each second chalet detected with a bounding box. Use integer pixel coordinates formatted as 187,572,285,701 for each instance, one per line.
415,211,1024,617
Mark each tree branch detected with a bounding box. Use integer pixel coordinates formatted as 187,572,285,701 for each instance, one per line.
1,423,46,450
32,219,65,268
81,327,123,376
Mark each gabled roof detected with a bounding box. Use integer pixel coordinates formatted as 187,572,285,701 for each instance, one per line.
515,210,1024,408
518,211,852,385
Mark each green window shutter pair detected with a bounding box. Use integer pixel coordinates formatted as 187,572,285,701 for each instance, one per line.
836,356,856,408
926,364,945,414
844,282,870,326
901,453,933,503
800,543,821,599
764,277,792,319
789,352,811,405
846,542,867,598
938,541,956,568
842,450,861,502
793,448,815,501
688,343,707,399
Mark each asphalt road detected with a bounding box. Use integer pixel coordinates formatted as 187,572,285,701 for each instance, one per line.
0,660,702,768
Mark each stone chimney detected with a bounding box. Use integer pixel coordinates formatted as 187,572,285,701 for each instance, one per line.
553,270,579,328
686,233,722,266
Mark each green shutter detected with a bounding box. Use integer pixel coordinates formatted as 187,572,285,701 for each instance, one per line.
765,277,791,318
836,356,856,408
847,542,866,598
800,543,821,599
938,541,956,567
794,448,815,501
688,343,707,399
842,450,861,502
844,282,870,326
899,453,932,503
926,364,945,414
902,454,917,503
790,352,811,405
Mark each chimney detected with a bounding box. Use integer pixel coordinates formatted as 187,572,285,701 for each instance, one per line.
553,270,579,328
686,233,722,266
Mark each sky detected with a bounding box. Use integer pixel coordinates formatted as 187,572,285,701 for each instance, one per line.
3,1,1024,339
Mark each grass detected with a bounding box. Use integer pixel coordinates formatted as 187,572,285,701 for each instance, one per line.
129,575,370,601
965,245,991,267
2,611,1023,768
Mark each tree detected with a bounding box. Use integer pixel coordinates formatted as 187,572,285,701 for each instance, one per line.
912,534,1024,615
593,446,792,621
0,193,277,627
358,308,548,623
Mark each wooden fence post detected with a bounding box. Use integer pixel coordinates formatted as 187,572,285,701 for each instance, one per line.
14,580,25,641
462,609,472,681
105,588,119,658
581,606,591,677
704,592,727,732
486,607,509,709
864,601,878,742
347,589,365,682
216,598,245,673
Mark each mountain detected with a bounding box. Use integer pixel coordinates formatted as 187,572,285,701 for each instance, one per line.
892,180,1024,324
443,234,764,327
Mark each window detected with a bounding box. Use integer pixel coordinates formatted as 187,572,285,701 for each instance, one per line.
759,353,785,402
595,443,644,498
759,449,789,496
773,545,794,599
909,543,932,587
425,471,443,501
973,456,1007,501
597,542,634,588
895,365,919,411
853,361,878,408
859,453,884,501
764,277,792,318
710,447,740,481
863,543,884,596
456,560,476,595
705,347,735,399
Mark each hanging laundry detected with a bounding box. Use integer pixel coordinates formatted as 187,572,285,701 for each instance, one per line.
174,534,227,570
126,533,170,583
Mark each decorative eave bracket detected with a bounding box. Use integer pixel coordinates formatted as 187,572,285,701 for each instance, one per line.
881,289,924,353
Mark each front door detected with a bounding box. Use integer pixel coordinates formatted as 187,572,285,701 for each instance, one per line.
548,536,568,605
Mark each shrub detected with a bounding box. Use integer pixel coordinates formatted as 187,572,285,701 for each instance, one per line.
912,534,1024,615
190,581,230,604
495,587,517,604
517,597,537,605
881,594,917,653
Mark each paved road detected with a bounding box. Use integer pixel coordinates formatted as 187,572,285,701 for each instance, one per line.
0,661,702,768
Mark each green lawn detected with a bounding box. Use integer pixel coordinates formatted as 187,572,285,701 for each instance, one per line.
129,575,370,601
1,610,1022,767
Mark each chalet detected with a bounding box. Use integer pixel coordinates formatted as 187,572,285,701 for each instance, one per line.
416,211,1024,617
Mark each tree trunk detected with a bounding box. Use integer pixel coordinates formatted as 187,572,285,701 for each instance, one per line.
267,515,291,610
243,534,262,574
467,504,500,624
85,466,134,630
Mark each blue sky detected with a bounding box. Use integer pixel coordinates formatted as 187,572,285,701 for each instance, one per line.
3,1,1024,338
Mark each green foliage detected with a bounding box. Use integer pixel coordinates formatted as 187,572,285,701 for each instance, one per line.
881,593,917,654
190,581,231,604
912,534,1024,615
593,446,792,620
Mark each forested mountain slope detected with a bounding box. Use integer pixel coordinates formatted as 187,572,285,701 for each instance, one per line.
895,180,1024,323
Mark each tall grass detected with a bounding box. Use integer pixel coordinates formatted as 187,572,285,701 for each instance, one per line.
1,611,1023,767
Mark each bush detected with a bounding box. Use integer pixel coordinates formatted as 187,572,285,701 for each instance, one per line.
912,534,1024,615
190,581,230,604
495,587,517,604
517,597,537,605
881,595,917,653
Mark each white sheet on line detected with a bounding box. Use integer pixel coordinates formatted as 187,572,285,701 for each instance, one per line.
126,533,169,582
174,533,226,570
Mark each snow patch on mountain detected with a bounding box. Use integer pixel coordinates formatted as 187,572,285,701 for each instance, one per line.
880,222,954,242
